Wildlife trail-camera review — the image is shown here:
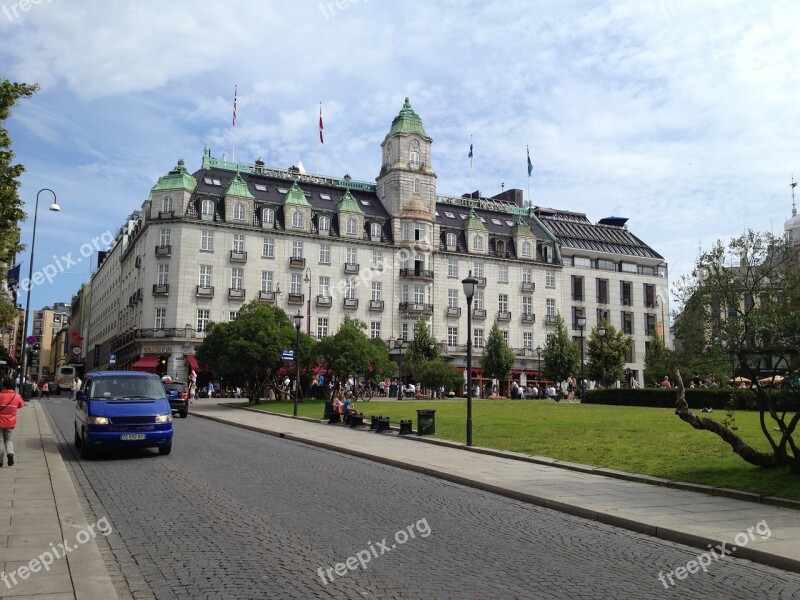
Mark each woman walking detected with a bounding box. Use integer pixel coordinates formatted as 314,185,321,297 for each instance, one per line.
0,379,25,467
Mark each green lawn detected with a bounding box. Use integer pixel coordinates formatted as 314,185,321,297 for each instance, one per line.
244,398,800,500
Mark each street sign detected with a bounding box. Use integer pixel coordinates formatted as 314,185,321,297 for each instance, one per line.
281,349,294,361
71,346,81,356
25,336,36,346
109,354,116,364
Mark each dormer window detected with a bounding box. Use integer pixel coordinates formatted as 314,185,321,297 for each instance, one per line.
319,215,330,234
370,222,381,239
346,217,357,235
446,232,457,250
233,202,245,220
473,235,484,251
292,210,304,228
162,196,173,213
521,241,532,257
262,207,274,228
201,199,215,220
496,240,506,256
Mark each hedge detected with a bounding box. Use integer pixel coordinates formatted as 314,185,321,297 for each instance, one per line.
581,387,800,412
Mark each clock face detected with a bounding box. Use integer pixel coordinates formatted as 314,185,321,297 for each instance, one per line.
410,139,419,149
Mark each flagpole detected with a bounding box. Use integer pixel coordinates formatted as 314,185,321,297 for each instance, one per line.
469,134,473,197
526,145,531,208
317,102,323,175
231,85,237,163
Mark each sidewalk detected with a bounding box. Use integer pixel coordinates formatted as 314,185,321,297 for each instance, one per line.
190,399,800,575
0,399,117,600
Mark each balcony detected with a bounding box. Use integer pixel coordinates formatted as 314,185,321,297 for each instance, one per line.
343,298,359,309
228,288,246,300
344,263,360,274
475,276,487,287
158,210,174,219
369,300,384,311
473,309,487,319
230,250,248,263
289,257,306,269
316,295,332,307
152,284,169,296
521,282,535,292
497,311,512,322
399,267,435,281
196,286,214,298
288,293,304,305
521,313,535,323
399,302,434,314
545,315,557,325
258,290,278,303
446,306,461,318
155,244,171,257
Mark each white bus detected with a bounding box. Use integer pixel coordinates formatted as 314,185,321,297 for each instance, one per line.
55,365,77,394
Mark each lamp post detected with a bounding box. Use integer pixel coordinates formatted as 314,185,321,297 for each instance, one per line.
396,337,405,399
536,345,542,394
428,341,436,397
292,310,303,416
598,325,606,389
304,267,311,335
462,270,478,446
20,189,60,385
577,315,586,400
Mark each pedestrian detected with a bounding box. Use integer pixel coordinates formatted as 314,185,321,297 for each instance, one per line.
661,375,671,389
31,381,39,398
70,375,82,401
626,368,637,389
41,380,50,399
207,381,215,398
188,382,196,404
566,373,576,402
0,379,25,467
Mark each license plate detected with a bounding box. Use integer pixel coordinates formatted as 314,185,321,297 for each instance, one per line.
120,433,146,441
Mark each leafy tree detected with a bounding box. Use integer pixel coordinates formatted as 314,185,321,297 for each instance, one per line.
673,230,800,471
480,323,515,386
642,332,672,386
586,320,631,387
415,359,463,395
402,320,439,381
196,301,314,402
0,79,38,328
541,314,579,387
316,317,390,388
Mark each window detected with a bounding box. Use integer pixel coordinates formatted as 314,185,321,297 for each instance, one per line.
201,230,214,251
154,308,166,330
372,250,383,270
498,265,508,283
622,311,633,335
157,264,169,286
401,284,409,303
233,202,245,220
625,344,635,364
371,282,382,301
473,261,485,279
414,223,426,242
410,150,419,167
572,275,584,301
317,317,329,339
402,222,411,241
345,278,356,300
292,210,304,228
472,235,484,251
199,265,212,288
319,276,330,298
196,309,210,333
522,267,532,284
371,222,382,239
446,232,457,250
597,259,616,272
521,241,532,257
346,217,357,235
401,323,409,341
474,328,484,349
645,314,656,336
231,267,243,290
229,311,240,321
318,215,330,234
370,322,381,339
159,228,171,246
319,244,331,264
413,176,420,193
201,199,215,218
413,284,425,304
502,330,509,344
448,258,458,277
292,241,304,259
261,271,273,293
262,207,274,227
522,296,532,315
474,290,484,311
498,294,508,312
162,196,173,213
572,307,585,329
346,247,357,264
523,332,533,349
262,237,274,258
448,327,458,346
597,307,610,323
546,298,556,317
643,283,656,308
232,234,245,253
448,289,459,309
621,281,633,306
546,269,555,288
290,273,302,295
597,279,609,304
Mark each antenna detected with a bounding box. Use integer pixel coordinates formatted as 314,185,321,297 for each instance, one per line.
792,173,797,217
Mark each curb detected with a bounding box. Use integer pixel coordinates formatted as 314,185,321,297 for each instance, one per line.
192,404,800,575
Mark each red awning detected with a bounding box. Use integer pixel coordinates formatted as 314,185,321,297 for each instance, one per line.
131,355,159,373
185,355,200,371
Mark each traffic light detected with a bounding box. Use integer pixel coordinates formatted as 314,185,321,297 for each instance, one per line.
156,355,168,376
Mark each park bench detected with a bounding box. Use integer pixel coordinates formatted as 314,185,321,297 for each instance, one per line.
369,415,413,435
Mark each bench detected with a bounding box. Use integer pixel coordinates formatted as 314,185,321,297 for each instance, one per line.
369,415,413,435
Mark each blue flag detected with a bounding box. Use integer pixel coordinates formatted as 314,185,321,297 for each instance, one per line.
527,146,533,177
6,263,20,290
468,143,473,159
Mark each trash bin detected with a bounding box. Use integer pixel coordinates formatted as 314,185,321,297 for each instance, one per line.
417,409,436,436
389,383,398,398
20,383,33,401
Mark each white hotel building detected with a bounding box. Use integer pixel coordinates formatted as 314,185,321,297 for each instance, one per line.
83,99,668,389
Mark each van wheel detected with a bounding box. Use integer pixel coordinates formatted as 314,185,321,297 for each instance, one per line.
74,427,82,448
80,434,93,460
159,444,172,456
179,409,188,419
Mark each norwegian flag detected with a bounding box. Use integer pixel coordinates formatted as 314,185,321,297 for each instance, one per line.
319,103,324,144
232,85,237,127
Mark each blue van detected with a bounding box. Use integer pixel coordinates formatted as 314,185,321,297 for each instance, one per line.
74,371,174,459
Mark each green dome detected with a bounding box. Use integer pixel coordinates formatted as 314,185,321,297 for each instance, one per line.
152,159,197,192
389,98,430,139
225,172,254,198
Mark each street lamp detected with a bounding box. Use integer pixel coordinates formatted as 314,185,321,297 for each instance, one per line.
428,341,436,397
536,345,542,394
577,315,586,400
292,310,303,416
20,189,60,385
598,324,606,388
304,267,312,335
395,337,405,399
462,270,479,446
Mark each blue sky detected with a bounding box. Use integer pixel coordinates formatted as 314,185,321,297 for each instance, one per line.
3,0,800,314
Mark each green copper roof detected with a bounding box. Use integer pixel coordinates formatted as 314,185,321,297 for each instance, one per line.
225,172,254,199
283,181,311,207
463,207,487,231
511,214,533,237
389,97,429,138
337,189,363,214
152,159,197,192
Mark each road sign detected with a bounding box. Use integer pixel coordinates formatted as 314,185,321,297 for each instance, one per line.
72,346,81,356
109,354,116,364
281,349,294,361
25,336,36,346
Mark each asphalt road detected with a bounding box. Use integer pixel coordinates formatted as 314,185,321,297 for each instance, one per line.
43,399,800,600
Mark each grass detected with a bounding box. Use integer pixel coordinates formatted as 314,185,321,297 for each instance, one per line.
243,398,800,500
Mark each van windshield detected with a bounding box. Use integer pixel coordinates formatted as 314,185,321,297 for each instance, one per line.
89,378,165,400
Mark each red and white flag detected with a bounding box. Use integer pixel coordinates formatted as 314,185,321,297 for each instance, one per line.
232,85,237,127
319,102,324,144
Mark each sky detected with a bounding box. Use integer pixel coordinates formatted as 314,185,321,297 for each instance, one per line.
3,0,800,316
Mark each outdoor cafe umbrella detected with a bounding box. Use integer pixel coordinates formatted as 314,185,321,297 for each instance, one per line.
729,376,751,385
758,375,784,386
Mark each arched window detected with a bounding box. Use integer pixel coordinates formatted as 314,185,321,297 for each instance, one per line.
410,151,419,168
233,202,245,220
201,199,214,218
162,196,173,213
262,207,274,227
446,232,457,249
318,215,330,234
521,241,532,257
292,210,304,228
370,222,382,239
346,217,357,235
472,235,484,251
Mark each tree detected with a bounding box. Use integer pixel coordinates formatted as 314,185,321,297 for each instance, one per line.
480,323,515,388
642,333,673,387
415,359,463,395
196,301,314,403
541,314,579,387
316,317,391,388
0,79,38,328
586,320,631,387
673,230,800,471
402,320,439,381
